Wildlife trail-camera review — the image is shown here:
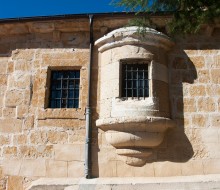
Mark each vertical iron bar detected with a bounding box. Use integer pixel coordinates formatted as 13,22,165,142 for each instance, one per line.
60,73,63,108
125,64,128,99
143,68,145,99
131,65,133,99
137,66,139,99
66,73,69,108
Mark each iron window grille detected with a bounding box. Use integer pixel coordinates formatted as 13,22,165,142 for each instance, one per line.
122,63,149,99
49,70,80,108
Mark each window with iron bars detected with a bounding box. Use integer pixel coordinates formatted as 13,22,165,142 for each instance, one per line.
49,70,80,108
122,63,149,99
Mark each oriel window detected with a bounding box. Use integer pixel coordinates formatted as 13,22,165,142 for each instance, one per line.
122,63,149,99
49,70,80,108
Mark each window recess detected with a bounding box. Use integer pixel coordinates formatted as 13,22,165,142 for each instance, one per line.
49,70,80,108
122,63,149,99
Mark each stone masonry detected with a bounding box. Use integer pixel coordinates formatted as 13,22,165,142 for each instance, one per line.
0,14,219,189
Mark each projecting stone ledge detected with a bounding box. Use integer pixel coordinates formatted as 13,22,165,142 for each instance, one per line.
27,175,220,190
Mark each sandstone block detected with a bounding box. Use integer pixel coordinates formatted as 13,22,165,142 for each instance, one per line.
15,60,31,72
98,161,117,177
23,115,34,129
68,128,85,144
0,118,22,133
2,107,16,118
133,163,155,177
19,159,46,177
203,159,220,174
206,84,220,96
0,135,10,145
197,97,216,112
7,176,23,190
211,114,220,127
214,55,220,67
189,85,206,96
7,61,14,73
54,144,84,161
47,130,68,144
30,131,47,145
46,160,67,177
16,105,29,119
192,114,207,127
12,49,35,61
38,119,85,128
197,69,210,83
0,74,7,85
3,146,17,156
5,89,24,107
2,159,22,175
154,161,182,177
189,56,205,69
206,143,220,158
211,69,220,84
67,161,84,177
19,145,53,158
201,128,219,143
13,134,27,145
181,161,204,175
177,98,196,113
0,60,8,74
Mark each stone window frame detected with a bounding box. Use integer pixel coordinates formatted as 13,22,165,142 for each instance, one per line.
119,59,152,100
35,65,87,123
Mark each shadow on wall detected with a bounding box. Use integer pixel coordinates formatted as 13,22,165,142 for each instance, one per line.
147,45,198,163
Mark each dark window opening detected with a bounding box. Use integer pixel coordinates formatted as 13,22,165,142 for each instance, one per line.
122,63,149,99
49,70,80,108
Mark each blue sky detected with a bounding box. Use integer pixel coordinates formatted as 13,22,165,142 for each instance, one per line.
0,0,125,19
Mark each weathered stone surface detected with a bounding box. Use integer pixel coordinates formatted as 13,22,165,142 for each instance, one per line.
0,135,10,145
54,144,84,161
5,89,24,107
2,159,22,175
68,161,84,178
2,107,16,118
189,56,205,69
197,97,216,112
47,131,68,144
154,162,182,177
46,160,68,177
38,119,85,128
13,134,27,145
19,159,46,177
7,176,23,190
19,145,53,158
211,69,220,84
0,119,22,133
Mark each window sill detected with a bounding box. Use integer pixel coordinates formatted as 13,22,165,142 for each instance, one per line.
37,108,85,120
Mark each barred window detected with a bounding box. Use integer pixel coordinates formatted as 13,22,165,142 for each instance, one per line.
49,70,80,108
122,63,149,99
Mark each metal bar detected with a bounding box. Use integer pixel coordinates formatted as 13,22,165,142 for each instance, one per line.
125,64,128,99
131,65,133,99
143,68,145,99
66,74,69,108
137,66,139,99
60,74,63,108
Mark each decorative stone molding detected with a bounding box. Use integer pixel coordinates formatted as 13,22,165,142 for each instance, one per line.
95,27,176,166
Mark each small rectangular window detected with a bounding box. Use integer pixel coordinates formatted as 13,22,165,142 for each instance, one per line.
122,63,149,99
49,70,80,108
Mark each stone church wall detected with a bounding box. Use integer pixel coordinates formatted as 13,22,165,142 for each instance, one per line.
0,15,219,189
